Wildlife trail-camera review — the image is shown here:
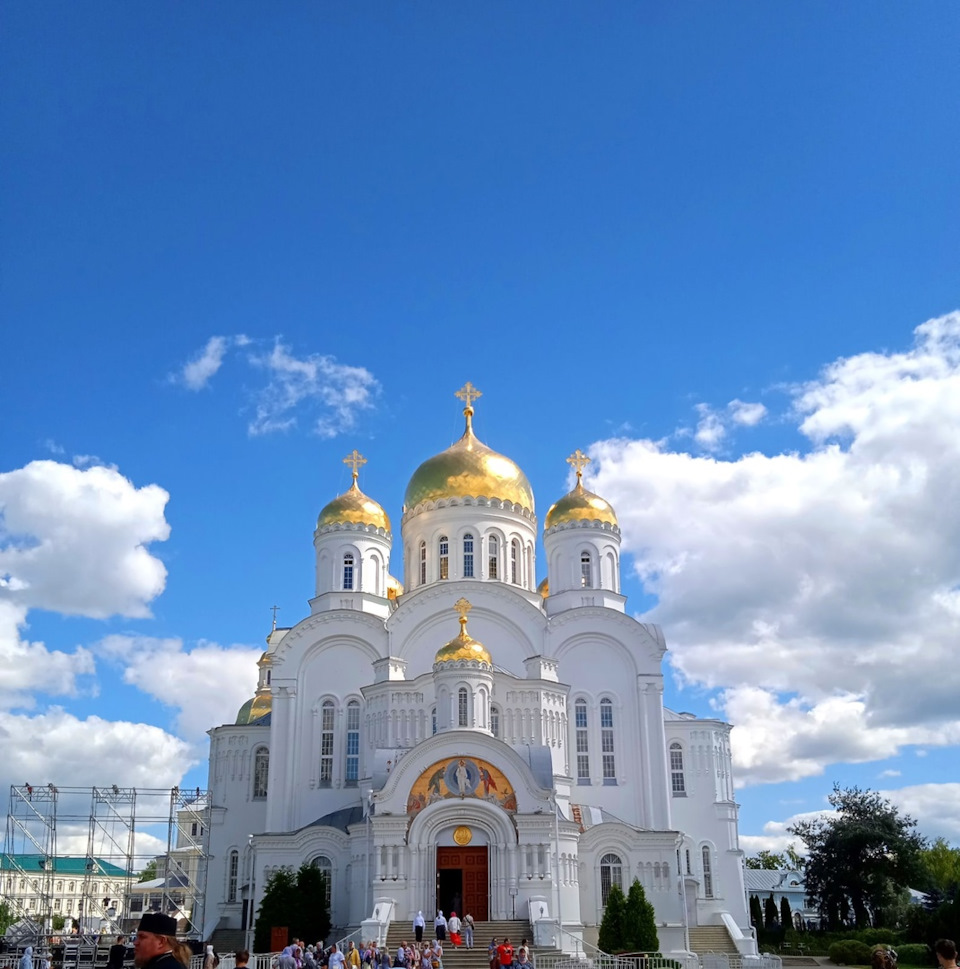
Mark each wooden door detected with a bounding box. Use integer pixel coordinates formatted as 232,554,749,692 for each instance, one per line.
436,846,488,921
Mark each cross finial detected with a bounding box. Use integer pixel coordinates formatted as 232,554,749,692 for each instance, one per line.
343,449,367,483
453,597,472,636
270,604,280,631
566,448,590,485
455,382,482,411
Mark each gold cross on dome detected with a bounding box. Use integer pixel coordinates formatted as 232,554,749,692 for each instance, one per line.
455,382,482,410
343,449,367,481
566,448,591,482
454,597,472,621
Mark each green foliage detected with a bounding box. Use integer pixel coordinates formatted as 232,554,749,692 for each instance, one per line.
747,851,787,870
253,863,332,952
919,838,960,895
138,860,158,883
764,894,779,929
598,884,627,953
623,879,659,953
780,897,793,929
750,895,764,930
51,914,66,931
828,940,873,965
0,900,15,936
789,785,927,929
895,944,933,965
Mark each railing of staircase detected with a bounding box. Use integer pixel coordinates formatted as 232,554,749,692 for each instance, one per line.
335,928,364,953
531,925,699,969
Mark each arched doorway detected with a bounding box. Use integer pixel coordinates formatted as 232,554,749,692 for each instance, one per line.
436,846,488,920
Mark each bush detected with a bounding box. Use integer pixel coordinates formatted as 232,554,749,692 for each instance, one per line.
861,931,899,946
829,940,873,965
895,945,933,966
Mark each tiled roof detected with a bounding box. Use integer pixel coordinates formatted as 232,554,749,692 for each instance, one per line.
0,854,131,877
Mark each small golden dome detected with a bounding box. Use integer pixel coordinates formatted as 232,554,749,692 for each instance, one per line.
537,577,549,598
317,451,391,532
235,698,254,725
434,597,492,666
235,691,273,725
545,448,618,529
404,385,534,513
387,575,404,600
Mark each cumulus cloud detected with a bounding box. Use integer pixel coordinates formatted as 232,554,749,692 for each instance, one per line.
247,340,379,437
729,399,767,426
0,461,170,619
97,635,260,741
589,311,960,786
175,335,250,390
694,405,726,450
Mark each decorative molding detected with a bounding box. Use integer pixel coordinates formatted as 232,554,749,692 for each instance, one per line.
401,495,537,525
543,519,621,536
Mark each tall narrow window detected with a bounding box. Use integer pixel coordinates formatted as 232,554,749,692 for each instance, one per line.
228,849,239,902
600,699,616,783
310,856,333,913
431,708,437,735
439,536,449,580
599,853,623,905
419,541,427,585
575,699,590,783
670,742,686,796
319,700,335,785
580,551,593,588
345,700,360,785
252,747,269,798
463,533,475,578
458,688,469,727
511,539,520,584
685,849,692,875
343,553,354,590
702,846,714,897
488,536,499,579
490,706,500,738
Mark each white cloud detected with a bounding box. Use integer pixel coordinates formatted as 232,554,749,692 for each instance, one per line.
729,399,767,426
694,405,726,449
879,769,902,778
177,336,229,390
248,340,379,437
0,461,170,619
97,635,260,741
590,311,960,786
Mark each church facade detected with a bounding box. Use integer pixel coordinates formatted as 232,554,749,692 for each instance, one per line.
204,385,752,954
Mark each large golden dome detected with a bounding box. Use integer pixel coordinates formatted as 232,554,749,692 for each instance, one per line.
235,691,272,724
317,451,391,531
434,597,492,666
404,384,534,512
545,449,618,529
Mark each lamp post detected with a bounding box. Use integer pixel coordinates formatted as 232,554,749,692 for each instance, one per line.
244,836,256,954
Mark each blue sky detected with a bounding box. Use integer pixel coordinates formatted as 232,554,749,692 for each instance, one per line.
2,2,959,860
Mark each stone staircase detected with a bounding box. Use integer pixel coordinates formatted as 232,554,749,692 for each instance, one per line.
687,926,737,956
385,921,534,969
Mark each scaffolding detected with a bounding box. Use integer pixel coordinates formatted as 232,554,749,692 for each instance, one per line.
2,785,209,946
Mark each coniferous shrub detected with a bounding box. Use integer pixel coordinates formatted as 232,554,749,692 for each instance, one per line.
624,879,659,953
598,884,628,953
780,897,793,930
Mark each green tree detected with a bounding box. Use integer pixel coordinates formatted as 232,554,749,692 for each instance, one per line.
764,894,778,929
623,879,659,953
291,863,331,944
598,883,628,953
920,838,960,895
138,860,158,883
780,897,793,930
746,851,787,870
789,785,927,930
750,895,764,930
0,900,15,936
254,867,299,952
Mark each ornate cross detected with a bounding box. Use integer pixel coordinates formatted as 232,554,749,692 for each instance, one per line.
454,597,472,634
270,604,280,631
566,448,591,483
343,449,367,481
455,382,482,410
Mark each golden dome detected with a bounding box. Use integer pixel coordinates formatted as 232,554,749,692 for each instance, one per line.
545,448,618,529
434,597,492,666
235,691,273,725
235,698,254,724
404,385,534,513
387,575,404,600
317,451,391,532
537,577,549,598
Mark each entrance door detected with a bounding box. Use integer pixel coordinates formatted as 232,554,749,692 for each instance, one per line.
436,846,488,921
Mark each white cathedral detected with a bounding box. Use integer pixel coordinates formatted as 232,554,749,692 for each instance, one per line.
204,384,753,955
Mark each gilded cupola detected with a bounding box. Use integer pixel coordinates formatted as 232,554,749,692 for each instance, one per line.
317,449,391,532
404,382,535,513
545,448,618,530
434,597,492,666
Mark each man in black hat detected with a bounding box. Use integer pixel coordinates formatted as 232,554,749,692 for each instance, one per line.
133,913,188,969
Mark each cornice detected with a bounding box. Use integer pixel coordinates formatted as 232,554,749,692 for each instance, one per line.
543,519,621,537
401,495,537,525
273,609,388,659
314,521,392,541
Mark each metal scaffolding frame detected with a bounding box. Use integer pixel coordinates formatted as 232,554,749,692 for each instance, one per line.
3,785,209,944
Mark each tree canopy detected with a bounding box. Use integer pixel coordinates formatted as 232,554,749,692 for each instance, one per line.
788,785,926,929
254,863,331,952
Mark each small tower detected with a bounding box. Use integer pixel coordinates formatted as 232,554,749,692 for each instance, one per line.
432,597,495,734
543,449,623,613
313,450,397,615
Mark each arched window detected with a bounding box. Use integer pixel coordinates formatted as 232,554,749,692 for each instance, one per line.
600,698,616,784
580,551,593,588
252,746,269,798
319,700,335,785
227,849,239,902
599,853,623,905
575,699,590,784
511,539,520,584
702,846,714,898
68,881,75,892
685,848,692,875
266,670,271,685
439,536,449,580
343,553,355,590
463,533,475,578
490,705,500,738
309,855,333,912
670,742,686,796
55,880,63,892
419,541,427,585
488,536,499,579
458,688,469,727
431,708,437,735
345,700,360,785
